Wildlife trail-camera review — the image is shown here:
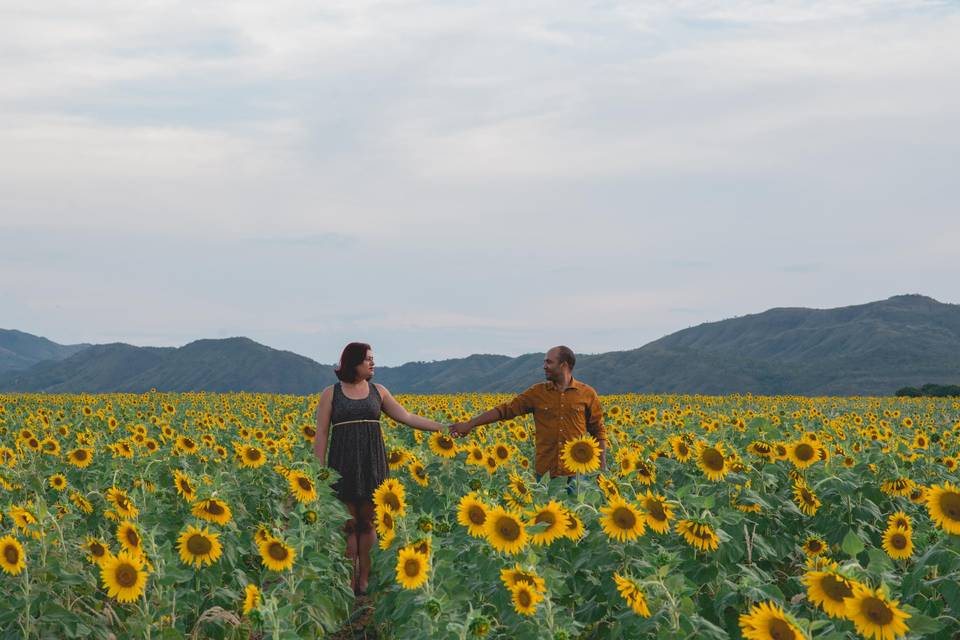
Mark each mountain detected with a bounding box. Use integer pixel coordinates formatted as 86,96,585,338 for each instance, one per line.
0,329,90,373
1,295,958,395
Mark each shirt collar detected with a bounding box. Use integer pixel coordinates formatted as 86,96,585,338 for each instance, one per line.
546,377,579,392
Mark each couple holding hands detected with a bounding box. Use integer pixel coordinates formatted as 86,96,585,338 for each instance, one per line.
313,341,607,596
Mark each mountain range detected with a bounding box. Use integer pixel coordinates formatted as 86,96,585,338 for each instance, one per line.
2,294,958,396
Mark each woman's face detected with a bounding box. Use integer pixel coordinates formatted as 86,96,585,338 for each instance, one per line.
355,350,375,381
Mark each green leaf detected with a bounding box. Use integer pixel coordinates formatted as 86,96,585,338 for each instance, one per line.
906,614,944,635
841,529,865,557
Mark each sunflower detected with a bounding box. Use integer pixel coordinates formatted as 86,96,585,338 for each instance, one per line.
376,505,397,538
802,562,858,618
793,482,821,516
639,490,673,534
509,581,543,616
613,573,651,617
409,461,429,487
596,473,620,501
669,436,693,462
675,519,719,552
508,472,533,504
491,441,512,464
70,491,94,514
696,442,728,482
175,435,199,455
600,498,646,542
238,445,267,469
500,564,546,594
287,471,318,503
788,440,822,469
925,481,960,535
373,478,407,515
177,525,223,567
845,583,911,640
428,432,458,459
100,550,148,603
801,535,827,557
882,526,913,561
880,477,915,498
48,473,68,491
64,446,93,468
464,444,485,466
887,511,912,533
527,501,568,546
192,498,233,526
242,584,261,615
116,521,143,556
258,537,296,571
106,487,139,519
387,448,410,470
84,537,110,565
738,601,803,640
395,546,430,589
561,435,601,474
0,535,26,575
484,506,528,555
562,507,585,540
173,470,197,502
457,493,490,538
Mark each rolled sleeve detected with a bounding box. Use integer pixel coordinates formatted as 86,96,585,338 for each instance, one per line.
495,386,537,421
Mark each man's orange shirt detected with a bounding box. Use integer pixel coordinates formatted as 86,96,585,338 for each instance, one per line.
494,378,606,477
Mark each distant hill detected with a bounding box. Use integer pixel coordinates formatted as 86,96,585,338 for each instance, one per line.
2,295,959,396
0,329,90,373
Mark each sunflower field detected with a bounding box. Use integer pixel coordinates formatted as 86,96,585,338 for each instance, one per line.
3,392,960,640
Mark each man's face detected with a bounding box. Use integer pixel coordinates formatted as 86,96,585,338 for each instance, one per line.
543,349,566,382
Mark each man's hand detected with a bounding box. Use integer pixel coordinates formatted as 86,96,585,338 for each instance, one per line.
448,422,472,438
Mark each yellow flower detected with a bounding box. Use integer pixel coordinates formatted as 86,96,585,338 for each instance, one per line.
395,546,430,589
675,519,719,552
500,564,546,594
287,471,318,503
373,478,407,516
191,498,233,526
599,498,645,542
258,537,296,571
561,435,601,474
881,526,913,561
428,432,458,459
844,583,911,640
526,501,568,546
793,482,821,516
696,442,728,482
457,493,489,538
787,439,822,469
106,486,139,519
100,550,148,603
484,506,528,555
801,562,859,618
613,573,651,617
509,581,543,616
639,490,673,534
243,584,261,615
925,481,960,535
177,525,223,567
0,535,26,575
116,521,144,556
738,601,803,640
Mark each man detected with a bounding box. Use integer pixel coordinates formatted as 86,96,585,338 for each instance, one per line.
450,346,606,477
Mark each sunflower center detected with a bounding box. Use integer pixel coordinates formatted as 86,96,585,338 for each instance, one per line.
820,575,853,602
90,542,105,557
646,500,667,521
939,491,960,521
807,540,823,552
496,446,509,459
612,506,636,530
115,563,138,588
678,443,689,456
571,442,594,463
247,449,262,461
268,542,289,561
75,450,88,460
468,506,486,525
496,516,521,541
801,489,814,503
862,596,894,625
116,495,129,509
517,589,532,607
126,529,140,547
890,533,908,550
183,438,195,448
303,426,316,437
403,558,421,577
535,511,556,527
795,443,815,461
702,448,724,471
381,492,400,511
438,437,454,450
297,477,312,491
187,533,213,555
205,501,225,515
3,545,19,564
767,618,796,640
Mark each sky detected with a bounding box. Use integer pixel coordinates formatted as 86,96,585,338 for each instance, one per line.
1,1,958,365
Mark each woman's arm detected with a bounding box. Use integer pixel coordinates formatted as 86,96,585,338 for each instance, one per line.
377,384,445,432
313,386,334,465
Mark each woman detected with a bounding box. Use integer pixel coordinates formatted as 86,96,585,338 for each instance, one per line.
313,342,446,597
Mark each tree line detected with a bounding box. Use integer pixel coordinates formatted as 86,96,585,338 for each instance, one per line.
895,383,960,397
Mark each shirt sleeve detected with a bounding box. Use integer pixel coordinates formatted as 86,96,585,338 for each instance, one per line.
586,390,606,444
494,386,537,421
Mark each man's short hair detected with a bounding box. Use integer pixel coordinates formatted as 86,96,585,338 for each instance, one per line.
554,345,576,370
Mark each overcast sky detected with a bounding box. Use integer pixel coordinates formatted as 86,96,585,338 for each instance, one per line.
1,1,958,365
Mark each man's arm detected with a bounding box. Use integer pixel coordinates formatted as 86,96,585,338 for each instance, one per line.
451,387,537,436
586,390,608,469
